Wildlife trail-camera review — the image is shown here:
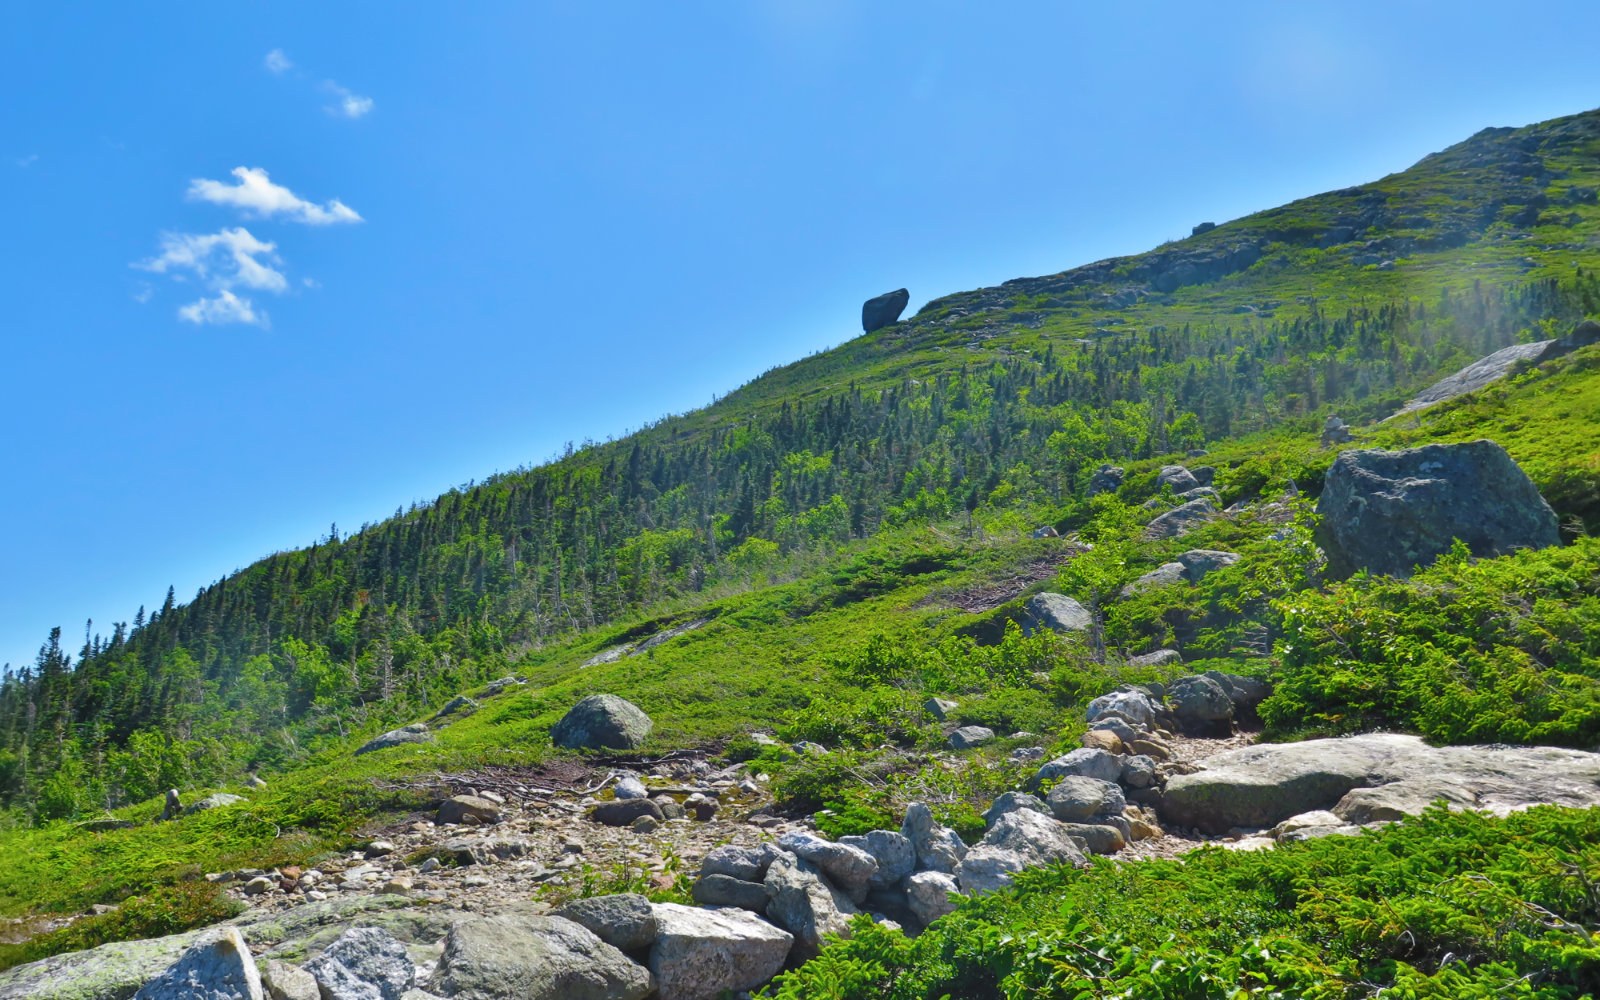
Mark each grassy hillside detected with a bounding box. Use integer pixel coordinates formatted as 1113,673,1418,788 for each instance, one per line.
0,107,1598,994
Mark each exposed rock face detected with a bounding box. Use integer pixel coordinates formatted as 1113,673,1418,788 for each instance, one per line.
430,913,652,1000
1161,733,1600,834
861,288,910,333
303,928,413,1000
1314,440,1560,578
1128,649,1182,669
261,962,317,1000
133,929,261,1000
1020,593,1092,635
923,697,958,722
551,695,653,751
551,894,658,952
763,855,857,961
1388,321,1600,420
647,904,791,1000
958,810,1088,895
355,725,432,756
698,845,784,884
980,792,1050,829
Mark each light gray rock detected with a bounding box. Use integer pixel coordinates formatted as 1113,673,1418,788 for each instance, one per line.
303,928,413,1000
160,789,183,822
1122,755,1157,789
1157,465,1201,493
959,810,1087,893
923,697,959,722
1119,562,1186,598
837,830,915,889
355,725,432,756
133,929,261,1000
647,903,791,1000
612,776,648,800
590,800,663,828
1046,777,1124,822
947,726,995,750
1144,497,1216,540
1020,593,1092,635
980,792,1050,829
905,872,961,926
1177,487,1222,504
1088,717,1136,744
1162,733,1600,834
260,963,315,1000
1268,810,1344,839
430,696,477,722
551,695,653,751
1167,675,1234,734
1314,440,1560,579
551,894,658,952
1031,748,1123,788
435,796,501,826
698,844,786,884
1087,465,1125,497
763,855,857,961
429,914,652,1000
182,794,244,816
1202,670,1271,710
1085,689,1158,729
777,831,878,903
1333,778,1479,824
1128,649,1182,670
1056,822,1126,855
900,802,967,874
1386,337,1573,421
1176,549,1241,581
691,875,769,911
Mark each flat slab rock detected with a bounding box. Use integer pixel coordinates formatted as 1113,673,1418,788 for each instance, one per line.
1161,733,1600,834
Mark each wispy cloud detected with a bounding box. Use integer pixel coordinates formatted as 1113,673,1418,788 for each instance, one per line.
186,167,362,225
264,48,293,74
178,290,268,328
133,282,153,304
14,154,38,168
324,82,374,119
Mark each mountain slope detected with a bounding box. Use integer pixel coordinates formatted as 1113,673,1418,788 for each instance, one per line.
3,107,1600,821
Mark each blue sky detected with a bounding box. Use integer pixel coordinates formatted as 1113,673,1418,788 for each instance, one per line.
2,1,1598,669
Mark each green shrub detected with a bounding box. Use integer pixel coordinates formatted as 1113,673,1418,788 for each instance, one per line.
0,883,244,973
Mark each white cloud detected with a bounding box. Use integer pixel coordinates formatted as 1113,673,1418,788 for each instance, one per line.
135,227,287,293
15,154,38,168
178,290,268,328
264,48,293,74
325,83,374,119
186,166,362,225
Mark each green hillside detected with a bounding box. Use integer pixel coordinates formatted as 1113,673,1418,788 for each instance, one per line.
1,107,1599,996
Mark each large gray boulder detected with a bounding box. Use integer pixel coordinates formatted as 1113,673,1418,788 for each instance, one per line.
647,904,791,1000
697,844,785,884
957,810,1088,895
551,894,658,952
1087,465,1125,497
429,914,652,1000
132,929,261,1000
947,726,995,750
1167,674,1235,735
1020,593,1092,636
837,830,916,889
1085,689,1159,729
763,855,857,961
691,875,769,911
980,792,1050,829
1315,440,1560,579
1119,562,1186,598
904,872,961,926
861,288,910,333
1045,776,1124,822
1157,465,1201,493
1144,498,1216,540
900,802,967,874
1161,733,1600,834
777,831,878,903
551,695,653,750
1030,748,1123,788
1176,549,1241,581
303,928,413,1000
355,725,432,756
1387,321,1600,421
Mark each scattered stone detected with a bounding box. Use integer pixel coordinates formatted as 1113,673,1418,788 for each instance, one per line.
245,775,268,790
1089,717,1136,743
1079,729,1123,754
923,697,959,722
550,695,653,751
365,841,395,858
1176,549,1241,581
303,929,414,1000
647,903,793,1000
262,961,317,1000
650,796,686,821
552,893,659,952
1269,810,1344,838
900,802,968,874
379,879,412,895
1020,593,1092,635
861,288,910,334
838,830,916,889
630,815,659,834
242,877,274,896
1128,739,1170,762
133,928,262,1000
905,871,962,926
478,676,527,697
692,874,769,911
1122,755,1157,788
436,796,501,826
1056,822,1126,854
683,794,718,821
1315,440,1560,579
430,913,652,1000
1086,689,1159,729
591,800,664,828
981,792,1051,829
1120,562,1186,597
1030,525,1060,538
947,726,995,750
355,725,433,756
613,775,649,800
1202,670,1271,711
